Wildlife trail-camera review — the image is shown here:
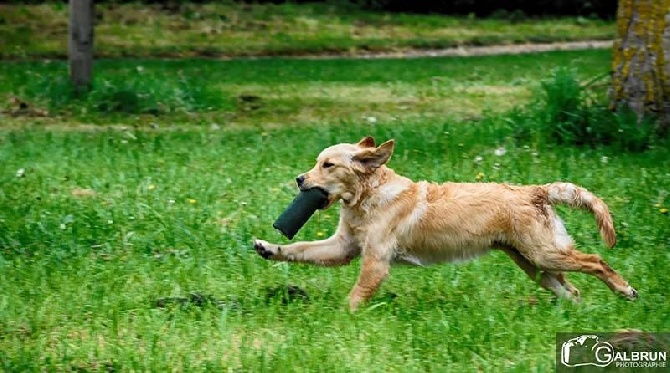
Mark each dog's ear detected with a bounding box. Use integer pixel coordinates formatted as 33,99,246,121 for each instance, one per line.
357,136,376,148
352,139,395,172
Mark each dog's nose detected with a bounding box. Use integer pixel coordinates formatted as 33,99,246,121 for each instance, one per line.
296,175,305,188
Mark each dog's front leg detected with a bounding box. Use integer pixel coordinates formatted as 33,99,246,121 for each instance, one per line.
253,236,356,266
348,239,394,311
253,222,359,266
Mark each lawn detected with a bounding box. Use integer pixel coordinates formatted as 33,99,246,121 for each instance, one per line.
0,2,615,59
3,49,613,128
1,50,669,371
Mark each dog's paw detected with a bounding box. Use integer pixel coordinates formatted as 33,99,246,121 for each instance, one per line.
253,239,277,260
624,285,639,301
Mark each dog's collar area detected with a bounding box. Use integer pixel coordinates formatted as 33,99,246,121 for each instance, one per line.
340,191,358,207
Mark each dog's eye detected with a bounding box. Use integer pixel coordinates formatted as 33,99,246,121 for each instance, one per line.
323,162,335,169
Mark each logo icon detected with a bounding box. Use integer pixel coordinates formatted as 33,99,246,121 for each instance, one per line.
561,334,615,367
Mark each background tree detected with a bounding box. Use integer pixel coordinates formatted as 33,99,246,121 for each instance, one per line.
610,0,670,130
69,0,94,92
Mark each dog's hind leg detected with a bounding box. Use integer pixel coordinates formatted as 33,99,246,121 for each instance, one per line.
499,246,580,301
554,272,580,299
530,247,638,300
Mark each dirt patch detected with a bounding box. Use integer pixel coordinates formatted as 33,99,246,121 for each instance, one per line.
264,285,310,305
154,292,237,310
247,40,613,61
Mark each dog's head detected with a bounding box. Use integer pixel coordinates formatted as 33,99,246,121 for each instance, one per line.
296,136,395,208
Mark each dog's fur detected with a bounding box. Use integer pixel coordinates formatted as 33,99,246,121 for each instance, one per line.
253,137,638,311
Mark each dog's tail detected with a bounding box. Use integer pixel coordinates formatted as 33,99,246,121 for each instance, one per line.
545,182,616,248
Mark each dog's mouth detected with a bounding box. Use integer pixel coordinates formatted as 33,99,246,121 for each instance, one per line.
321,194,338,209
299,187,331,210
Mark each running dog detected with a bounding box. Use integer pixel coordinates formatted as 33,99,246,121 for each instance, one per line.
253,137,638,311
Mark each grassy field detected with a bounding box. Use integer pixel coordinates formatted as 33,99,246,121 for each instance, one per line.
3,49,613,128
1,50,669,371
0,2,615,59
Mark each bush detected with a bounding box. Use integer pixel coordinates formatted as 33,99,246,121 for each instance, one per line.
507,68,661,152
21,66,233,116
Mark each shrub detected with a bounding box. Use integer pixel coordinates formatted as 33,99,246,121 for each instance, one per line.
21,66,233,116
508,67,661,152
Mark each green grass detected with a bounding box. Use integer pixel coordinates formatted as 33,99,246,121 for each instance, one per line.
0,2,615,59
2,49,613,127
1,50,669,371
1,122,669,371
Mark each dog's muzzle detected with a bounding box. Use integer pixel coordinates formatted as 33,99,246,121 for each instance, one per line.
296,175,306,189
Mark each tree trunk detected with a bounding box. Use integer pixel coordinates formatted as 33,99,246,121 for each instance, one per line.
69,0,94,92
610,0,670,130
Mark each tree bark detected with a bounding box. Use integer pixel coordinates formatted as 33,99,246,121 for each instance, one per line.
611,0,670,129
69,0,94,92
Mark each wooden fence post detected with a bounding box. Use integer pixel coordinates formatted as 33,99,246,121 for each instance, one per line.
69,0,94,92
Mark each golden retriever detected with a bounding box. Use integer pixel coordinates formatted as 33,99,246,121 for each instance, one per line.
253,137,638,311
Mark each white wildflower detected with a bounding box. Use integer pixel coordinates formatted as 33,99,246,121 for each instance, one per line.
474,156,483,164
494,147,506,157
